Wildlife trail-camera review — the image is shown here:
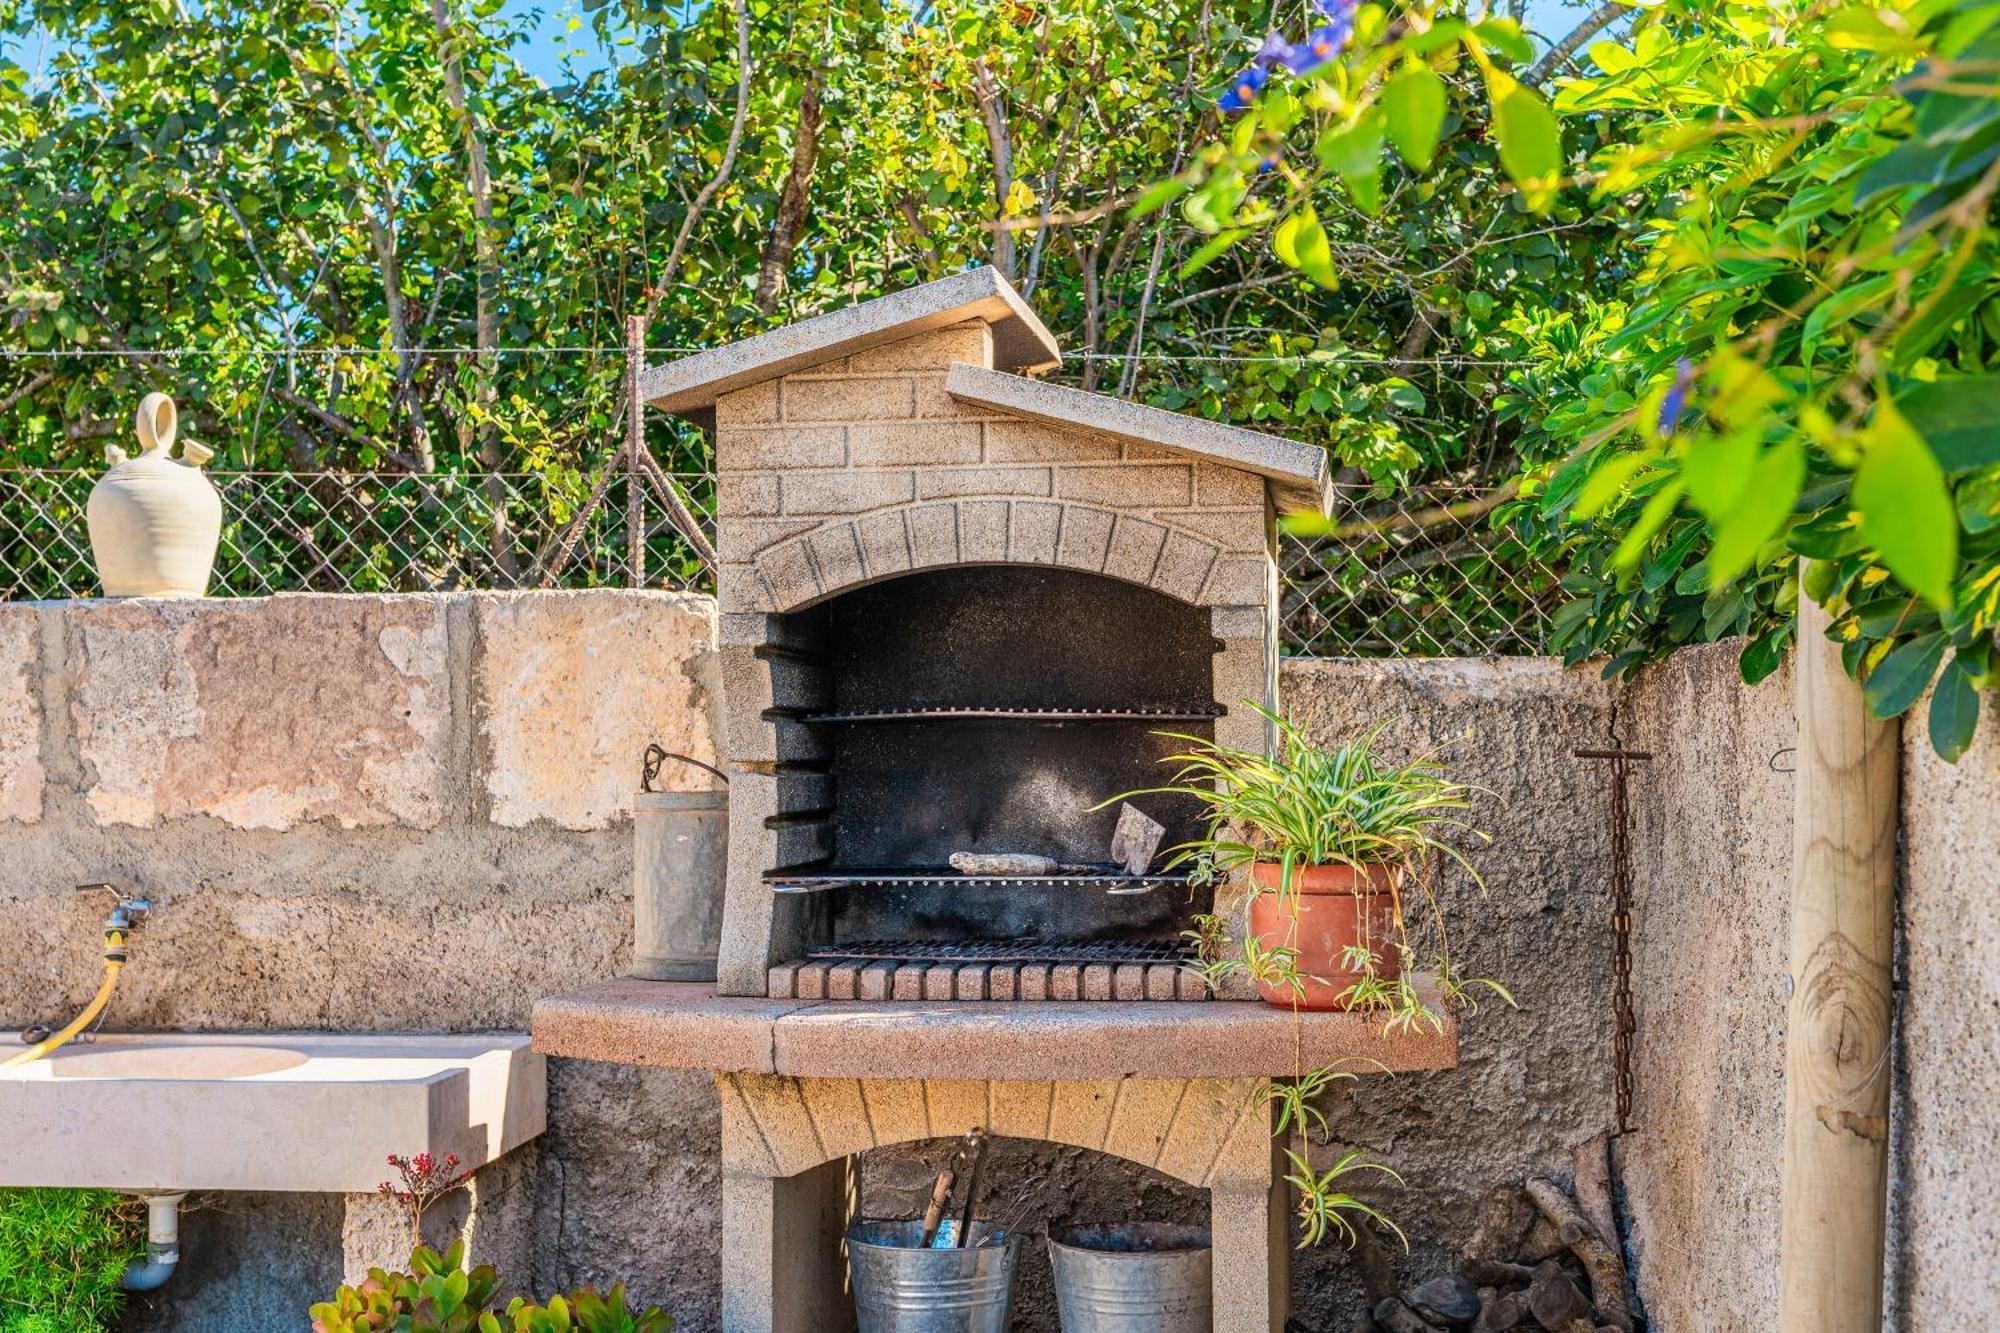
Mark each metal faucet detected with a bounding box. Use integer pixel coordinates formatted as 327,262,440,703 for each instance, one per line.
6,885,156,1060
80,883,153,958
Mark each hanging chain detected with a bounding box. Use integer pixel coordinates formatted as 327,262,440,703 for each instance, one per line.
1578,707,1650,1136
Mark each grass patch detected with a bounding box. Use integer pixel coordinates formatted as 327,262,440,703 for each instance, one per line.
0,1189,143,1333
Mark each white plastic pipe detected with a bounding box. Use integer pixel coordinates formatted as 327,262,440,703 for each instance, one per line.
119,1192,186,1292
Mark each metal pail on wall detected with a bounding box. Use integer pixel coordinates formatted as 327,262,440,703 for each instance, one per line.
1049,1222,1212,1333
847,1220,1019,1333
630,746,729,982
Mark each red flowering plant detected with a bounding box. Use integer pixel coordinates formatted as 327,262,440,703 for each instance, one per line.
379,1152,473,1248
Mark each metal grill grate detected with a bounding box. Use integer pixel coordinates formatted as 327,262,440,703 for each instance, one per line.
807,938,1193,965
796,704,1226,724
767,867,1191,895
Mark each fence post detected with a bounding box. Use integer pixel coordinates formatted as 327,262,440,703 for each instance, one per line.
1778,560,1898,1331
627,313,647,589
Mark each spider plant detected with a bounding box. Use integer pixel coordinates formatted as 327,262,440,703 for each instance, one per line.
1118,703,1510,1030
1106,706,1515,1253
1132,705,1489,885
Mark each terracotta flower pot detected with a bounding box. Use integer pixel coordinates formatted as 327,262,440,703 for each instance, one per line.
1245,860,1402,1011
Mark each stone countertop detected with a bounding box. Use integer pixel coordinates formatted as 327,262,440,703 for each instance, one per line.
531,979,1457,1081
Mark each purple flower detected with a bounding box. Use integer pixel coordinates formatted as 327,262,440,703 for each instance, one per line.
1254,32,1295,68
1217,64,1269,113
1311,0,1358,20
1659,358,1698,435
1278,23,1351,74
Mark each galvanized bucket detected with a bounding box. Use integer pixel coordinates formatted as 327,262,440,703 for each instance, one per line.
847,1220,1018,1333
1049,1222,1212,1333
631,787,728,981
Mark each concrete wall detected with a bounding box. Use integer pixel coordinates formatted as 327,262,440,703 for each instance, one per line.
3,594,1994,1331
1612,639,2000,1333
1279,658,1623,1326
0,590,726,1331
1892,696,2000,1330
1616,643,1795,1332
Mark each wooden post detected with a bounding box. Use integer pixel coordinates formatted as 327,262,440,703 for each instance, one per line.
1779,562,1899,1331
626,313,647,589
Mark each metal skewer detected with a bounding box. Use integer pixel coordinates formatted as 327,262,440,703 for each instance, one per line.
954,1127,989,1248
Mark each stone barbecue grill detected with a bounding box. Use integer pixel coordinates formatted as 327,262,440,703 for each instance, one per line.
646,267,1334,1003
533,270,1455,1333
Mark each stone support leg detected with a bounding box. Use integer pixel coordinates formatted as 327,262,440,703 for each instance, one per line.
720,1157,855,1333
1209,1169,1290,1333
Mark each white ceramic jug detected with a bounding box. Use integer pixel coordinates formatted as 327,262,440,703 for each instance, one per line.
86,393,221,598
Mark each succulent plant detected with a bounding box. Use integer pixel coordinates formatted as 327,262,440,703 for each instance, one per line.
309,1242,672,1333
502,1284,675,1333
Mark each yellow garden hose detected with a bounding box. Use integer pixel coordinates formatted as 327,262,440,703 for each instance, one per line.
3,920,131,1069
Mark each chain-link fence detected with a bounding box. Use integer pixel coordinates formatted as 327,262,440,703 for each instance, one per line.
2,469,1555,656
1279,484,1557,657
0,468,715,600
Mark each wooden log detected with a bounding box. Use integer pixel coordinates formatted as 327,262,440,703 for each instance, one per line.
1471,1289,1528,1333
1460,1258,1537,1287
1780,566,1898,1332
1570,1137,1633,1327
1350,1219,1402,1306
1408,1273,1480,1326
1525,1260,1590,1330
1524,1178,1632,1332
1519,1218,1567,1263
1372,1298,1445,1333
1464,1184,1537,1262
1571,1134,1619,1255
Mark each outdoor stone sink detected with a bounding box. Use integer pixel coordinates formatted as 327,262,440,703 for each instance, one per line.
0,1033,545,1194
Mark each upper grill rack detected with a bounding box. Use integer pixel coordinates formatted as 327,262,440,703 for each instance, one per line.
766,866,1192,895
794,704,1226,724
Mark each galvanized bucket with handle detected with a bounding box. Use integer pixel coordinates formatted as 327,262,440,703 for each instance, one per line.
847,1220,1018,1333
1049,1222,1212,1333
630,745,729,982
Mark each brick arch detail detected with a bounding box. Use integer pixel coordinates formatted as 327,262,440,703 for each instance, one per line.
718,1073,1272,1189
747,499,1228,612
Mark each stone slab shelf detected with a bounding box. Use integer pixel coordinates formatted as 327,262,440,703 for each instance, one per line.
531,979,1457,1081
0,1033,545,1194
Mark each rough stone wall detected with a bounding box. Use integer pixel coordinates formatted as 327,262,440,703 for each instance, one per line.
1276,658,1623,1326
710,321,1271,613
0,590,719,1032
1615,642,1795,1332
8,592,1994,1333
0,590,723,1331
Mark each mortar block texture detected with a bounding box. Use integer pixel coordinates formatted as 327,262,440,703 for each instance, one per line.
474,589,720,829
0,603,42,821
66,594,451,830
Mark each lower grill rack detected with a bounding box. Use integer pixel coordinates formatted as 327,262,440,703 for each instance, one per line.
768,938,1208,1003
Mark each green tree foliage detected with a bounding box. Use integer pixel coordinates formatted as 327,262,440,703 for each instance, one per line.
1185,0,1999,758
1505,0,2000,760
0,0,1619,494
0,1188,141,1333
7,2,1990,753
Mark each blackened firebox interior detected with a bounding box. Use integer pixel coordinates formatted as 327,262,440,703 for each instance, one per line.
766,566,1220,946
